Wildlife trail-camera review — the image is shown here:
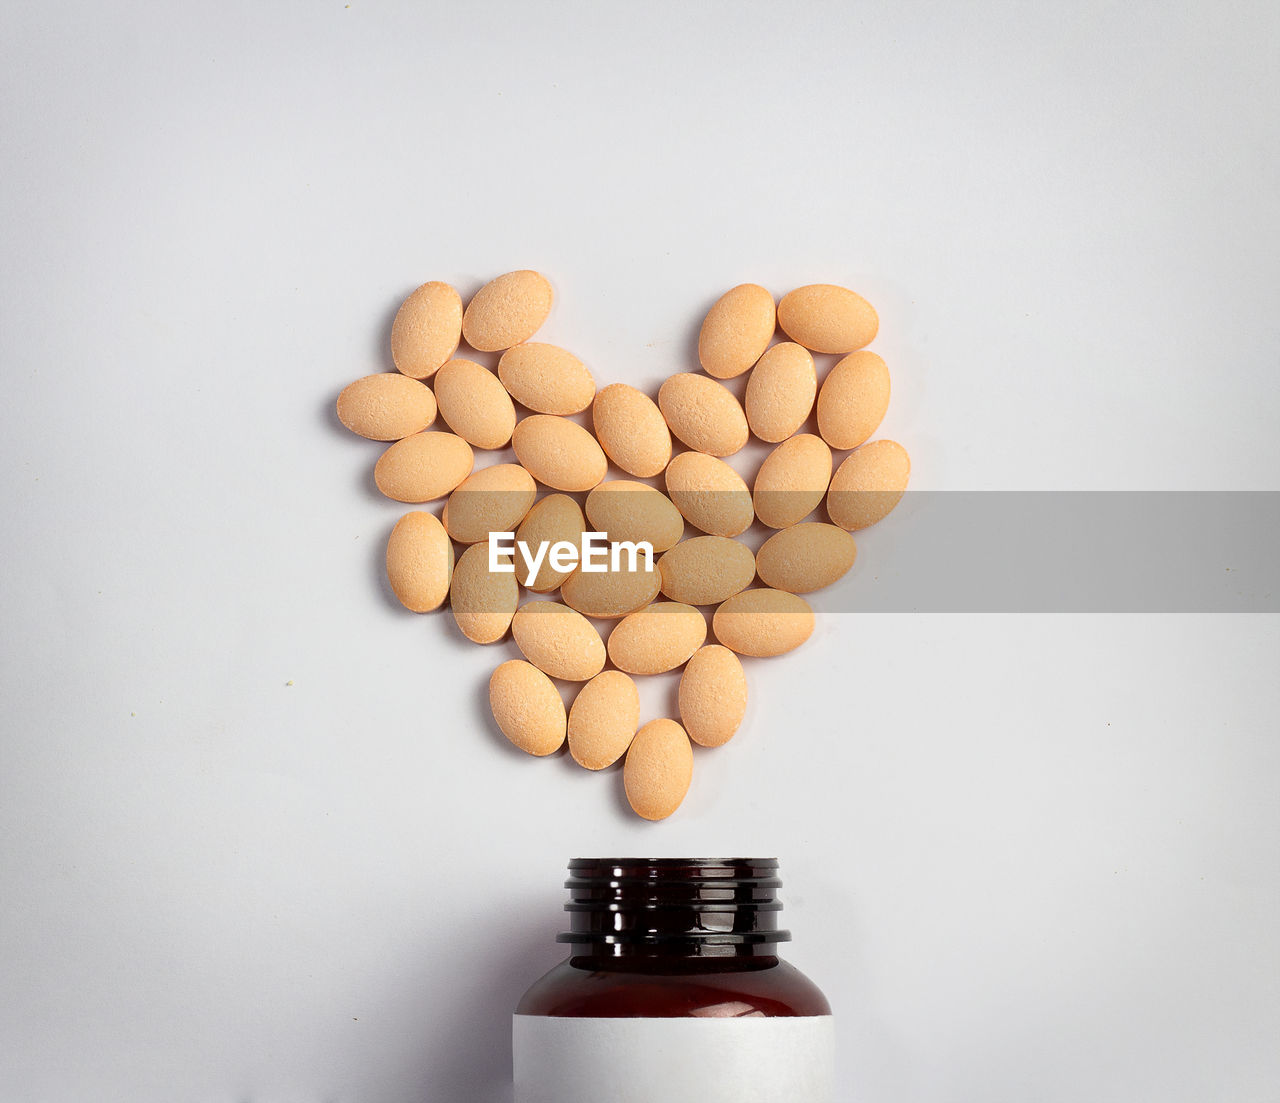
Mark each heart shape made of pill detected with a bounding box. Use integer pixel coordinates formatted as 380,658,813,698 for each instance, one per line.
336,271,911,820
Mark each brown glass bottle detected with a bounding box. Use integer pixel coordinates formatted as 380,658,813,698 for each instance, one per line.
513,858,834,1103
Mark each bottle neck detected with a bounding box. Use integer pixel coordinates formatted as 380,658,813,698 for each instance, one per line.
557,858,790,960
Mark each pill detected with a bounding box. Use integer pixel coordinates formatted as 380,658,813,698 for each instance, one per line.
657,536,756,606
777,284,878,354
592,383,672,477
826,439,911,531
816,350,890,451
450,539,520,643
442,463,537,544
679,645,747,748
489,659,566,756
743,343,816,443
607,602,708,675
390,281,463,379
433,358,517,450
374,431,474,503
560,556,661,619
755,523,857,594
512,415,608,492
657,373,749,457
664,452,754,537
752,434,833,530
568,670,640,770
498,343,595,415
698,284,776,379
462,270,553,352
511,601,606,682
514,493,586,592
712,588,814,657
336,373,437,441
624,718,694,821
584,481,684,554
385,510,453,613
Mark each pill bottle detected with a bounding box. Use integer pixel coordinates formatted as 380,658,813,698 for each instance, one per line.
513,857,834,1103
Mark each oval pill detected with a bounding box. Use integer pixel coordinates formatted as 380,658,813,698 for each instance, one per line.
391,280,463,379
568,670,640,770
489,659,566,756
498,343,595,415
510,601,606,682
679,645,747,748
512,415,608,492
664,452,753,537
607,602,707,675
827,439,911,531
744,342,816,443
592,384,672,478
752,434,833,530
441,463,537,544
657,373,749,457
624,718,694,821
336,373,437,441
698,283,776,379
462,270,553,352
560,556,661,619
374,431,473,503
450,539,519,643
657,536,756,606
777,284,878,354
755,523,857,594
712,588,814,657
816,350,890,451
385,510,453,613
514,493,586,592
433,358,517,450
584,481,684,554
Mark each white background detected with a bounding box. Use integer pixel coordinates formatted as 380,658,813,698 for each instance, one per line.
2,2,1277,1100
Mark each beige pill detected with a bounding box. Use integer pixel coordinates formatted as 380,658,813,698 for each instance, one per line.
374,431,474,503
712,588,814,657
657,374,749,458
752,434,833,530
390,281,463,379
658,536,756,606
462,270,553,352
756,523,857,594
679,645,747,748
489,659,566,756
442,463,537,544
777,284,878,354
698,283,776,379
336,373,437,441
744,343,816,443
816,350,890,451
450,540,519,643
607,602,707,675
512,415,608,492
561,556,661,619
624,718,694,821
385,510,453,613
510,601,606,682
514,494,586,592
568,670,640,770
433,358,517,450
498,343,595,415
664,452,754,537
827,440,911,531
592,384,672,478
584,481,684,554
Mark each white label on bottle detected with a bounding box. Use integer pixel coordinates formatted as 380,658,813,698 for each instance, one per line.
513,1013,835,1103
